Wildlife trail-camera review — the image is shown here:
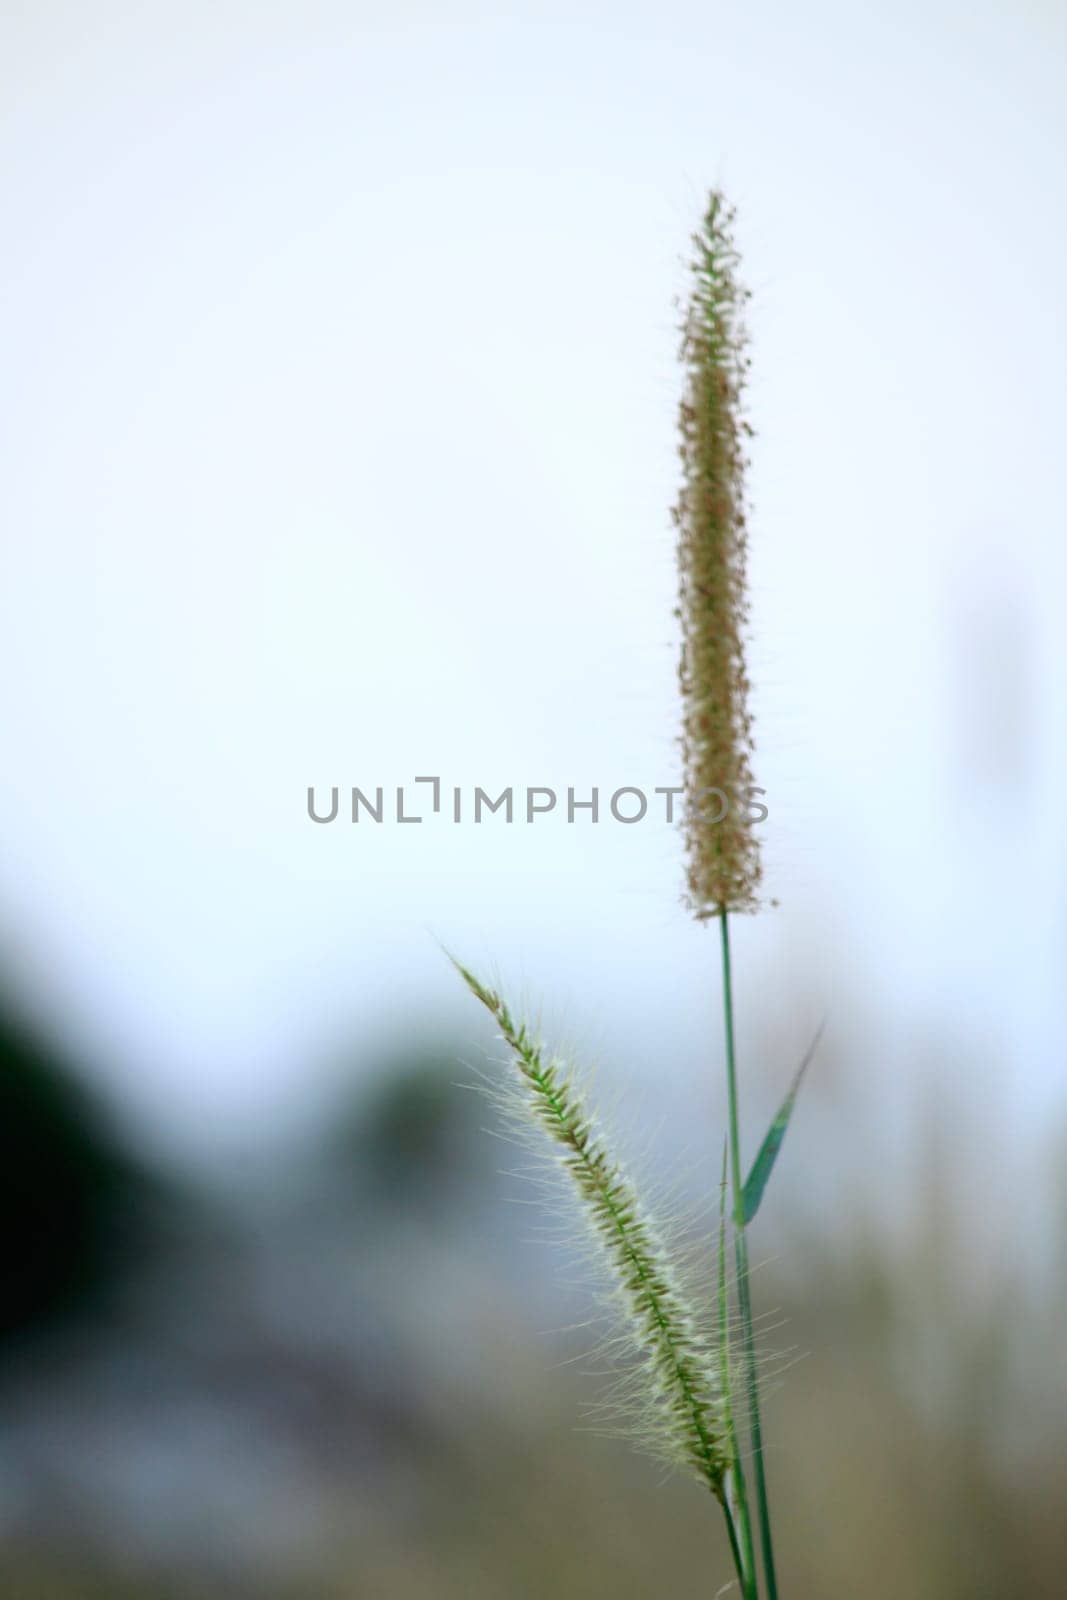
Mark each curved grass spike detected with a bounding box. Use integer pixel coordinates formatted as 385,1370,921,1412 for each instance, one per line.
452,958,751,1577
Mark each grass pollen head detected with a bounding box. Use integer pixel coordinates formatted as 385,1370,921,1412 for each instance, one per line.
674,191,762,918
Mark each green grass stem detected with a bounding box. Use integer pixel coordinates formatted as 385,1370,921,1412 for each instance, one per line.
719,1144,759,1600
720,909,779,1600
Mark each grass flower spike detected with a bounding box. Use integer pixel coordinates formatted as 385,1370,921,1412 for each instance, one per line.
453,960,732,1504
675,191,761,917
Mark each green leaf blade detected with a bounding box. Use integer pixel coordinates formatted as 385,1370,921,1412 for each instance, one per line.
741,1022,824,1225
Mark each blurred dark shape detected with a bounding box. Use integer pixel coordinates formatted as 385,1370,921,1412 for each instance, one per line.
325,1044,489,1211
0,990,154,1345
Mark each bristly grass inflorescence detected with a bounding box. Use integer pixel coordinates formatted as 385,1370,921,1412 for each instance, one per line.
674,191,761,917
453,959,732,1504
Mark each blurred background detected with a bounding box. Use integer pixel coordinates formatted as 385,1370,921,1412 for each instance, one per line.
1,2,1065,1594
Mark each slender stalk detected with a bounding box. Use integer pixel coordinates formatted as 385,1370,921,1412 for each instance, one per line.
719,1147,759,1599
725,1462,759,1599
723,1498,752,1599
719,909,779,1600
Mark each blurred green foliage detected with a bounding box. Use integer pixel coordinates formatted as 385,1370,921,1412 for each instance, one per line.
0,994,153,1342
0,1035,1063,1597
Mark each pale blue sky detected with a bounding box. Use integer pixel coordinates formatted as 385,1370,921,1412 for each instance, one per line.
1,2,1064,1164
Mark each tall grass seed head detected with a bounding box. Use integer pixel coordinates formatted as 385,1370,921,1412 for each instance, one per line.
674,191,762,917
